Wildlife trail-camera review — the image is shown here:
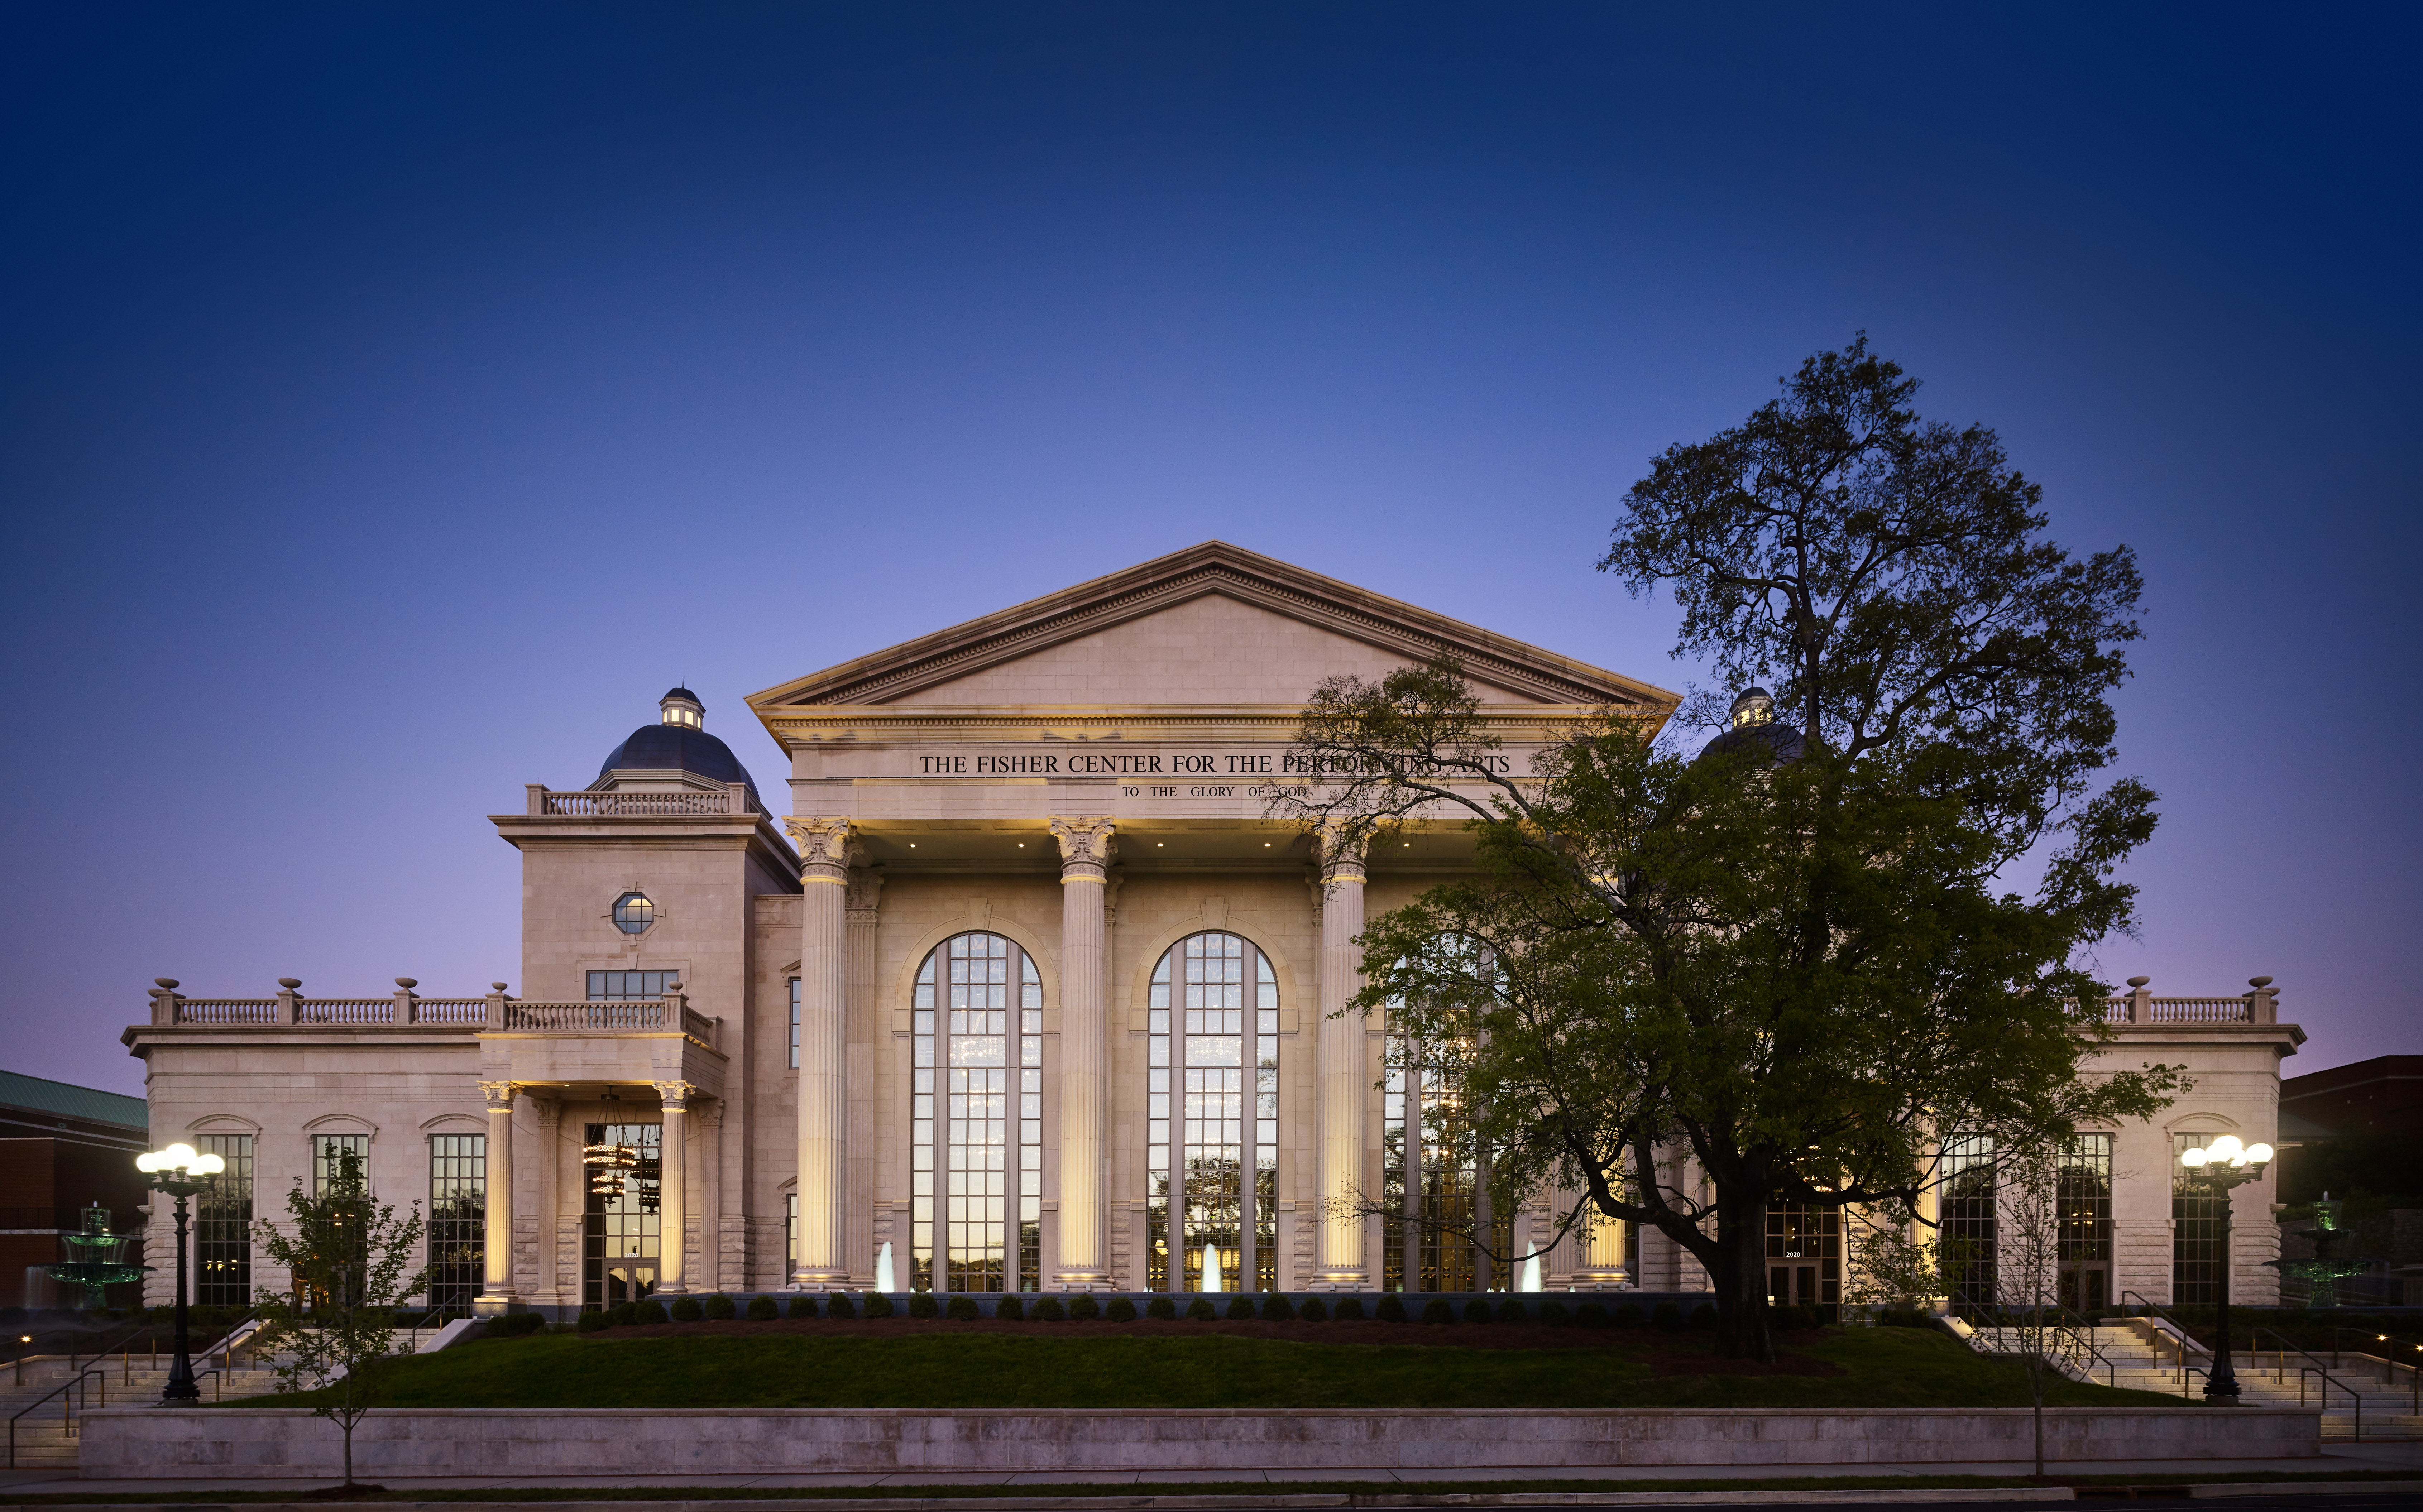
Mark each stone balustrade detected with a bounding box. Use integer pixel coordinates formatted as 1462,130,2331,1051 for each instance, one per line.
523,782,756,817
2094,976,2282,1026
146,980,717,1046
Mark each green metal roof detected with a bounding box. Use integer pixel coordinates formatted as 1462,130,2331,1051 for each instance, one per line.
0,1070,148,1131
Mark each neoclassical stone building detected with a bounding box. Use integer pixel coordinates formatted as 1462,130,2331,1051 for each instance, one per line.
128,543,2302,1315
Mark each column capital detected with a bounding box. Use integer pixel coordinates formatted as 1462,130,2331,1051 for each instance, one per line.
530,1096,562,1129
478,1080,518,1110
1317,819,1368,885
652,1079,698,1111
785,817,859,879
845,864,886,923
1049,816,1117,882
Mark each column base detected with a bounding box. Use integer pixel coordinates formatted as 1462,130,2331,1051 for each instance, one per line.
1053,1271,1113,1291
788,1272,853,1291
471,1293,518,1317
1311,1271,1369,1291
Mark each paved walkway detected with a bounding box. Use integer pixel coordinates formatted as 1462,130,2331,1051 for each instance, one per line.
3,1440,2419,1498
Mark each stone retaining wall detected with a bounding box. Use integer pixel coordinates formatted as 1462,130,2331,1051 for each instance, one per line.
79,1406,2319,1478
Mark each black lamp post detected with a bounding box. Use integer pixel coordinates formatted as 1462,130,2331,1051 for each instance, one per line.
137,1144,225,1405
2177,1134,2274,1402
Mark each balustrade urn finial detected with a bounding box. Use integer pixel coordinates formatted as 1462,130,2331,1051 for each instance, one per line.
2249,975,2274,988
278,978,302,989
2126,976,2149,988
154,979,178,990
394,977,418,990
492,982,509,993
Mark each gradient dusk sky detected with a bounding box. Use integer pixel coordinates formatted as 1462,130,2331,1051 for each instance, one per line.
3,6,2415,1096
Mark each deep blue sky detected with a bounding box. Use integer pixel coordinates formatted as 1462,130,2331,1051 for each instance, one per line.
4,5,2415,1095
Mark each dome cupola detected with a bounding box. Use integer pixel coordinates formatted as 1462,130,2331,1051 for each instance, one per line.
1698,686,1807,765
659,686,704,729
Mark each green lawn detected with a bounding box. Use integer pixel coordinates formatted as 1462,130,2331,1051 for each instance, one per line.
238,1324,2190,1411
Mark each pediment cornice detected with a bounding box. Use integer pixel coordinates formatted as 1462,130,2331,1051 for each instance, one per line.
748,541,1677,723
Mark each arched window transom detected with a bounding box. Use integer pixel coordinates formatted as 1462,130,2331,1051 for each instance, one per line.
1146,931,1278,1292
911,932,1042,1292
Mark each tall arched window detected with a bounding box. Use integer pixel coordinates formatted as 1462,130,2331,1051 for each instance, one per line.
911,932,1043,1292
1146,931,1278,1292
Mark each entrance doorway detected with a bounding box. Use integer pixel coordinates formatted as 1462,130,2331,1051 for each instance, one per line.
1765,1202,1840,1320
583,1120,661,1311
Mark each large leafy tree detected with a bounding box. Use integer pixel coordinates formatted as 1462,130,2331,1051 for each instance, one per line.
1280,339,2179,1360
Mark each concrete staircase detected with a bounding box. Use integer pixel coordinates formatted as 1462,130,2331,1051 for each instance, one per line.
1,1351,280,1468
1969,1323,2423,1441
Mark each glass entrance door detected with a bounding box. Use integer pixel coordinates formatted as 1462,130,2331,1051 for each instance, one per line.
583,1120,661,1311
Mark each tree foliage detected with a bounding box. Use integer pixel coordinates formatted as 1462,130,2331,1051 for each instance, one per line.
1277,339,2180,1362
253,1148,428,1489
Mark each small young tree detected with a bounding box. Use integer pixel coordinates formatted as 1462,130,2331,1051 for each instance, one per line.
1989,1140,2101,1482
253,1148,428,1489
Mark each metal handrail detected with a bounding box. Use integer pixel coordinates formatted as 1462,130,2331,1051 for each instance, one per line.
1965,1306,2122,1388
2249,1327,2377,1440
6,1363,107,1469
2117,1290,2211,1384
2289,1365,2363,1441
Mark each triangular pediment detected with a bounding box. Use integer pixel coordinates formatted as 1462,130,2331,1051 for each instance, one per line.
747,541,1677,712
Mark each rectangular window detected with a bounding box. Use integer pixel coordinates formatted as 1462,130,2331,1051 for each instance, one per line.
785,1191,798,1280
2172,1132,2225,1305
195,1134,253,1307
2058,1132,2115,1313
312,1133,370,1194
1942,1134,1997,1314
426,1134,485,1313
588,971,677,1001
789,976,800,1070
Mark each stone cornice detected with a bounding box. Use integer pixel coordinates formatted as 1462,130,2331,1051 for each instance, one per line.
759,703,1617,744
746,542,1680,721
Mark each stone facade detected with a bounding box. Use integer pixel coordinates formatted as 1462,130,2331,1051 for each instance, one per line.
123,542,2303,1313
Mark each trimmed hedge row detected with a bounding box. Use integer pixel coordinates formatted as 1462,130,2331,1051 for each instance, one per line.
573,1294,1725,1329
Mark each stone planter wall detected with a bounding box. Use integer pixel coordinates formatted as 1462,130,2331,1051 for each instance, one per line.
79,1405,2319,1478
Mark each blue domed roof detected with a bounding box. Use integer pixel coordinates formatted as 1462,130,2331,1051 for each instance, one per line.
1696,687,1809,765
596,687,762,807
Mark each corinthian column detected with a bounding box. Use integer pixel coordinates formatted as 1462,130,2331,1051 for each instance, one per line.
785,817,854,1287
1050,815,1115,1289
653,1081,695,1293
477,1080,517,1312
1315,822,1370,1288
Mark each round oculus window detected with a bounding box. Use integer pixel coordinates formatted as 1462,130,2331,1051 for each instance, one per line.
612,892,655,934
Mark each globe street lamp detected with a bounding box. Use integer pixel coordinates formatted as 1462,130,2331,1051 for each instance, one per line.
137,1144,225,1404
2177,1134,2274,1402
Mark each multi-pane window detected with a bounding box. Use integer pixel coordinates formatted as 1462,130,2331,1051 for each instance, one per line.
1146,932,1278,1292
788,976,800,1070
583,1121,661,1310
194,1134,253,1307
910,932,1043,1292
1941,1134,1998,1313
313,1133,370,1193
785,1191,798,1279
588,971,677,1000
2058,1133,2114,1312
426,1134,485,1312
1382,1039,1509,1291
612,893,654,934
2172,1132,2225,1305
